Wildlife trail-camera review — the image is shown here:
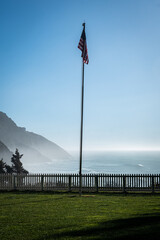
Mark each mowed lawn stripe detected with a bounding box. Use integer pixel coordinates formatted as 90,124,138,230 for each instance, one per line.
0,193,160,239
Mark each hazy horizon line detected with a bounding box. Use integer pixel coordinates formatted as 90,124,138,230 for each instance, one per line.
67,148,160,152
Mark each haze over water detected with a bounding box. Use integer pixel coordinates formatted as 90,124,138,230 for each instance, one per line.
25,151,160,174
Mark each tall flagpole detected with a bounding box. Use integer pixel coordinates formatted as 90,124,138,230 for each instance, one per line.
78,22,88,195
79,58,85,195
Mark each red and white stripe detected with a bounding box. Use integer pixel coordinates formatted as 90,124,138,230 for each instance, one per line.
78,31,89,64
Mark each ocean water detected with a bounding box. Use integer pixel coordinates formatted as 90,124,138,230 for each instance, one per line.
24,151,160,174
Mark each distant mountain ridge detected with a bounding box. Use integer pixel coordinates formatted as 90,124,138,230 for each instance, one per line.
0,112,70,164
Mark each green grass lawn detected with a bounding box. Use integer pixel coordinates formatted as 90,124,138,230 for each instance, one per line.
0,192,160,240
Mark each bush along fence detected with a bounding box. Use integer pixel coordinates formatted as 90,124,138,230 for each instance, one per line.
0,174,160,193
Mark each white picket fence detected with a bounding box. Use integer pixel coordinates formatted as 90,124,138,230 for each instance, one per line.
0,174,160,193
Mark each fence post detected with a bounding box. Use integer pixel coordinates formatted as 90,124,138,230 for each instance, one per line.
123,175,126,193
95,175,98,193
12,175,16,190
152,175,154,194
41,175,44,191
68,175,71,192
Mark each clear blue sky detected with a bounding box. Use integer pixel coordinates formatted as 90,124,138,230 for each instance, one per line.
1,0,160,151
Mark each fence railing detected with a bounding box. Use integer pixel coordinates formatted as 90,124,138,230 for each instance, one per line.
0,174,160,193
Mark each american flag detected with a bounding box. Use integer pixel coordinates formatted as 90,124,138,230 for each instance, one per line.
78,24,89,64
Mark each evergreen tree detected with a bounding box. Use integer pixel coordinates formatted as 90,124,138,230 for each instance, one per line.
5,164,13,174
0,158,6,173
0,158,14,173
11,149,28,174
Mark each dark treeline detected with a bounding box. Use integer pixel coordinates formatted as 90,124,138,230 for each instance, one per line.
0,148,28,174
